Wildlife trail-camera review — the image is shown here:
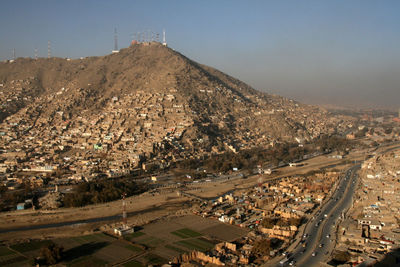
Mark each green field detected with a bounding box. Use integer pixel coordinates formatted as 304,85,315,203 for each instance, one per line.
1,215,244,266
0,246,16,257
143,253,167,265
0,246,28,266
175,238,215,252
0,255,28,266
136,236,165,248
123,244,143,253
71,233,114,245
66,255,108,267
123,260,145,267
123,231,145,241
164,244,187,254
171,228,202,239
10,240,53,253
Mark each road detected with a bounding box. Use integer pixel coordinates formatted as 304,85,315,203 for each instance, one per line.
277,164,360,267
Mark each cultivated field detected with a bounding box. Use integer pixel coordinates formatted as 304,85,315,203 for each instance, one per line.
0,215,248,266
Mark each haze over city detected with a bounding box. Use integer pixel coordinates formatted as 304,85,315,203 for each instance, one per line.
1,0,399,109
1,1,400,266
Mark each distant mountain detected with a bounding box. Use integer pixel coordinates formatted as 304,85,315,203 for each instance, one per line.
0,42,353,161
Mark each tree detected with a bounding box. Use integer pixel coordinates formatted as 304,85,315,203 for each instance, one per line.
261,218,276,228
332,249,351,263
252,238,271,256
40,243,64,265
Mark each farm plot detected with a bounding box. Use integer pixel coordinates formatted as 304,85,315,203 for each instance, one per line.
55,233,143,266
200,222,248,241
94,240,144,263
174,237,215,252
132,215,247,262
123,260,145,267
132,235,166,248
171,228,202,238
5,232,145,267
10,240,53,254
123,231,145,241
0,246,28,267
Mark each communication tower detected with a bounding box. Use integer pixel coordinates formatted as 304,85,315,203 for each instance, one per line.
34,48,38,60
112,28,119,53
12,48,16,60
48,41,51,58
162,29,167,46
122,193,127,228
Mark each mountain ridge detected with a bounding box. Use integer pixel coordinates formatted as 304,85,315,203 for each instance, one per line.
0,43,353,165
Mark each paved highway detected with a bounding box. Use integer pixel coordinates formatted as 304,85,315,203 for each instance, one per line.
277,164,360,267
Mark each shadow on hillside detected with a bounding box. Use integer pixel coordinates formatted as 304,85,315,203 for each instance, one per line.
373,247,400,267
63,241,109,261
326,248,400,267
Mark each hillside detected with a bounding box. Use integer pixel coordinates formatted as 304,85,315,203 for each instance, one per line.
0,42,353,175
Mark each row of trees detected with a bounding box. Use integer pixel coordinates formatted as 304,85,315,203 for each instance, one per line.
176,135,353,174
0,181,35,212
175,142,311,174
63,178,148,208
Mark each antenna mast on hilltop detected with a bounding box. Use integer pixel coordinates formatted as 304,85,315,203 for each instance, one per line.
48,41,51,58
112,28,119,53
162,29,167,46
12,48,16,60
34,48,38,60
122,193,127,228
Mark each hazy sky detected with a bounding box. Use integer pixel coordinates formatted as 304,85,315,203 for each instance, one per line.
1,0,399,109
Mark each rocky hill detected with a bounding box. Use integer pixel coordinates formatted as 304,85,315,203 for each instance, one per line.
0,42,353,175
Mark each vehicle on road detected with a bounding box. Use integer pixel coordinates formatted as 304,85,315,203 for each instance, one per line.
279,257,289,265
312,251,317,256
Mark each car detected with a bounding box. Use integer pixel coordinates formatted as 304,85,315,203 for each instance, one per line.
324,214,328,217
327,234,331,238
319,243,324,248
312,251,317,256
279,258,289,265
289,260,296,266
